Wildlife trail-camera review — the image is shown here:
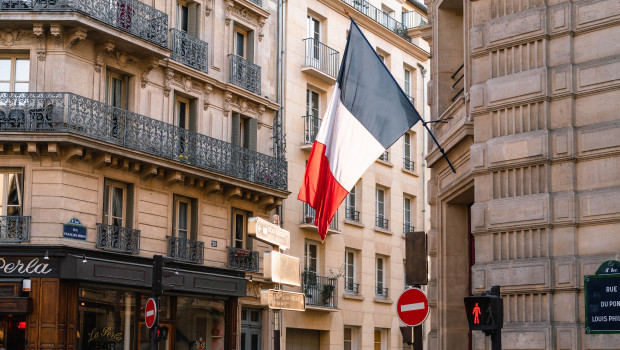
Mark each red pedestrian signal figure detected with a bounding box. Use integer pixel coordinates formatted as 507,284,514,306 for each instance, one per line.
473,302,481,324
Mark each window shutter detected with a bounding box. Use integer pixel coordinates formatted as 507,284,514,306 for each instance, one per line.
188,2,198,37
247,117,257,151
231,113,240,146
247,31,255,63
191,198,198,240
189,98,198,132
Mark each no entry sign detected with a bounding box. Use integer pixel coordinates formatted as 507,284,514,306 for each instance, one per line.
145,298,157,328
397,287,429,327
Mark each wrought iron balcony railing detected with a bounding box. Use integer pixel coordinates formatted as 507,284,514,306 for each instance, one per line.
344,281,359,295
303,38,340,79
345,206,359,222
227,246,259,273
0,0,169,47
341,0,409,41
302,114,321,145
171,29,208,73
167,236,204,264
0,216,30,243
302,271,338,308
378,151,389,162
376,287,389,298
229,54,261,95
302,203,338,230
96,223,140,254
403,223,414,234
376,215,388,230
0,92,287,191
402,11,427,29
403,157,414,171
246,0,261,6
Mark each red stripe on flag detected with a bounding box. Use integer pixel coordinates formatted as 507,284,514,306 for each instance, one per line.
298,141,349,241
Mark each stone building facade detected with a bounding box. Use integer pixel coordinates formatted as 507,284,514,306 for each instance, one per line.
421,0,620,348
280,0,430,349
0,0,288,349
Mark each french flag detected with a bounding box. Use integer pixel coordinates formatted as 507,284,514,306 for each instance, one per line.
298,20,422,241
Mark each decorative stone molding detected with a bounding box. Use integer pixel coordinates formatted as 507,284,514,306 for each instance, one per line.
33,23,46,61
0,30,34,47
224,92,233,113
257,105,266,126
67,28,87,50
182,75,192,92
94,41,115,73
203,84,213,110
258,18,265,41
164,68,175,97
141,58,160,88
225,0,234,25
205,0,212,16
49,23,63,46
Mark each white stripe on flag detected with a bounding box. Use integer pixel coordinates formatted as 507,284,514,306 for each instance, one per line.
400,302,425,312
315,86,385,192
146,310,154,317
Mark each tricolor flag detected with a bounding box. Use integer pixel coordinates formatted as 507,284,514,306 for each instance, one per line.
298,19,423,241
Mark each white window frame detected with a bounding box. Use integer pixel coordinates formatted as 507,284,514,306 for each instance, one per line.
376,256,385,296
376,187,386,226
173,195,192,240
0,55,29,93
234,27,247,58
374,328,387,350
304,240,319,274
403,196,412,230
344,326,359,350
232,208,248,249
0,169,23,216
403,68,411,97
345,185,357,221
103,180,127,227
344,249,356,293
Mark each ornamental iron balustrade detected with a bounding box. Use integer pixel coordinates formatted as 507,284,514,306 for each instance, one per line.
0,92,287,191
303,38,340,78
341,0,409,41
96,223,140,253
344,281,359,294
0,216,30,242
171,29,208,73
376,287,389,298
302,271,338,308
302,114,320,145
302,203,338,230
403,157,414,171
402,11,427,29
167,236,204,264
0,0,169,47
376,215,388,229
403,223,414,234
245,0,261,6
229,54,261,95
227,246,259,272
345,206,359,222
378,151,389,162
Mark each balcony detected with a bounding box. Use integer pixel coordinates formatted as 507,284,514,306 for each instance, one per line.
227,246,259,273
229,54,261,95
0,0,169,47
0,92,287,191
344,281,359,295
341,0,409,41
302,203,338,232
375,287,389,298
171,29,208,73
302,271,338,308
167,236,204,264
402,11,427,29
345,206,359,222
302,114,320,147
378,151,389,162
301,38,340,83
0,216,30,243
96,223,140,254
403,157,415,171
403,223,415,234
245,0,261,6
376,215,388,230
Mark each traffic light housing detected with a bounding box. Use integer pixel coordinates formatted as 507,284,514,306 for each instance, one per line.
464,295,503,332
155,325,169,341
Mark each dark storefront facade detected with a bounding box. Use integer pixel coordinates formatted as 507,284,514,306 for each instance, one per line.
0,246,246,350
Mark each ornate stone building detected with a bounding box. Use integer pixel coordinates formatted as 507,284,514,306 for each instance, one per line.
0,0,287,349
422,0,620,348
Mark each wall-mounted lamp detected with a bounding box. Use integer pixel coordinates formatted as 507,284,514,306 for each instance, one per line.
44,250,50,260
175,267,179,275
22,279,31,292
82,254,87,263
249,275,253,283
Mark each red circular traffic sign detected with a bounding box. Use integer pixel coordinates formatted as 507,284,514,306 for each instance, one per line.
397,287,429,326
145,298,157,328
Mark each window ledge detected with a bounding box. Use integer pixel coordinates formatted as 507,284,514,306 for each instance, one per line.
374,227,392,235
374,297,393,304
376,159,393,167
344,219,364,228
401,168,419,177
343,293,364,300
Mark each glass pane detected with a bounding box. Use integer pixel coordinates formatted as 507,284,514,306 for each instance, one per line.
178,202,188,230
241,309,247,321
7,173,21,206
112,78,122,108
78,288,135,350
235,213,244,248
0,82,10,92
177,101,187,128
0,59,10,81
241,332,246,350
180,5,188,32
112,186,124,219
14,83,29,93
103,184,109,223
251,333,259,350
15,59,29,81
344,328,351,340
250,310,259,322
236,32,245,57
175,297,225,350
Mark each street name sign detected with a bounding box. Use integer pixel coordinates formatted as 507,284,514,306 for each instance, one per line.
145,298,157,328
260,289,305,311
247,217,290,249
585,260,620,334
397,287,429,327
264,251,301,286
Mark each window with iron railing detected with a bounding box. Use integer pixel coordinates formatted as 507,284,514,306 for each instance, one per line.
302,203,338,230
378,151,389,162
303,38,340,78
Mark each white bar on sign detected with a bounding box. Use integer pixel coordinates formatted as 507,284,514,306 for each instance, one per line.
146,310,154,317
401,302,425,312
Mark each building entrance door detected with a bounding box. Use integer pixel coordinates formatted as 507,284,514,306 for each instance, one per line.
138,322,172,350
0,314,26,350
285,329,319,350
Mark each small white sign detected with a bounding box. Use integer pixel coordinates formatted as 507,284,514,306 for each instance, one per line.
260,289,306,311
264,251,301,286
247,217,290,249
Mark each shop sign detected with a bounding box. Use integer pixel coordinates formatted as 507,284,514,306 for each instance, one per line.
263,251,301,286
87,327,122,343
0,257,58,277
585,260,620,334
260,289,305,311
63,217,87,240
247,217,290,249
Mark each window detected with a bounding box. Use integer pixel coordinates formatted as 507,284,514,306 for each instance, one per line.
374,329,387,350
178,3,188,31
232,209,252,250
175,94,197,158
403,132,414,171
103,180,128,227
345,186,358,221
232,113,258,151
403,196,412,234
305,89,320,144
241,307,261,350
176,296,225,350
304,240,318,274
403,259,407,290
376,256,385,296
177,1,198,35
403,68,411,97
235,28,247,58
173,195,197,241
0,56,29,92
106,71,128,109
345,249,356,293
344,326,359,350
376,187,388,229
307,15,321,62
0,169,23,216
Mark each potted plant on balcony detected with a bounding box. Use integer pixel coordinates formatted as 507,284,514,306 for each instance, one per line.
304,216,313,224
320,283,335,306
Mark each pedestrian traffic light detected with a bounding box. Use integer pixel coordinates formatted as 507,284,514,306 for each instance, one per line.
464,295,503,331
155,325,169,341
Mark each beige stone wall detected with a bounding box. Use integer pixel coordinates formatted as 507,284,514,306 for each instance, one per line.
425,0,620,348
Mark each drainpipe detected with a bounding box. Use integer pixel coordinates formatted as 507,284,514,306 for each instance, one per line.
417,63,427,234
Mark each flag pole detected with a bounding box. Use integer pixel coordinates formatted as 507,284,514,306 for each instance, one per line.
422,122,456,173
